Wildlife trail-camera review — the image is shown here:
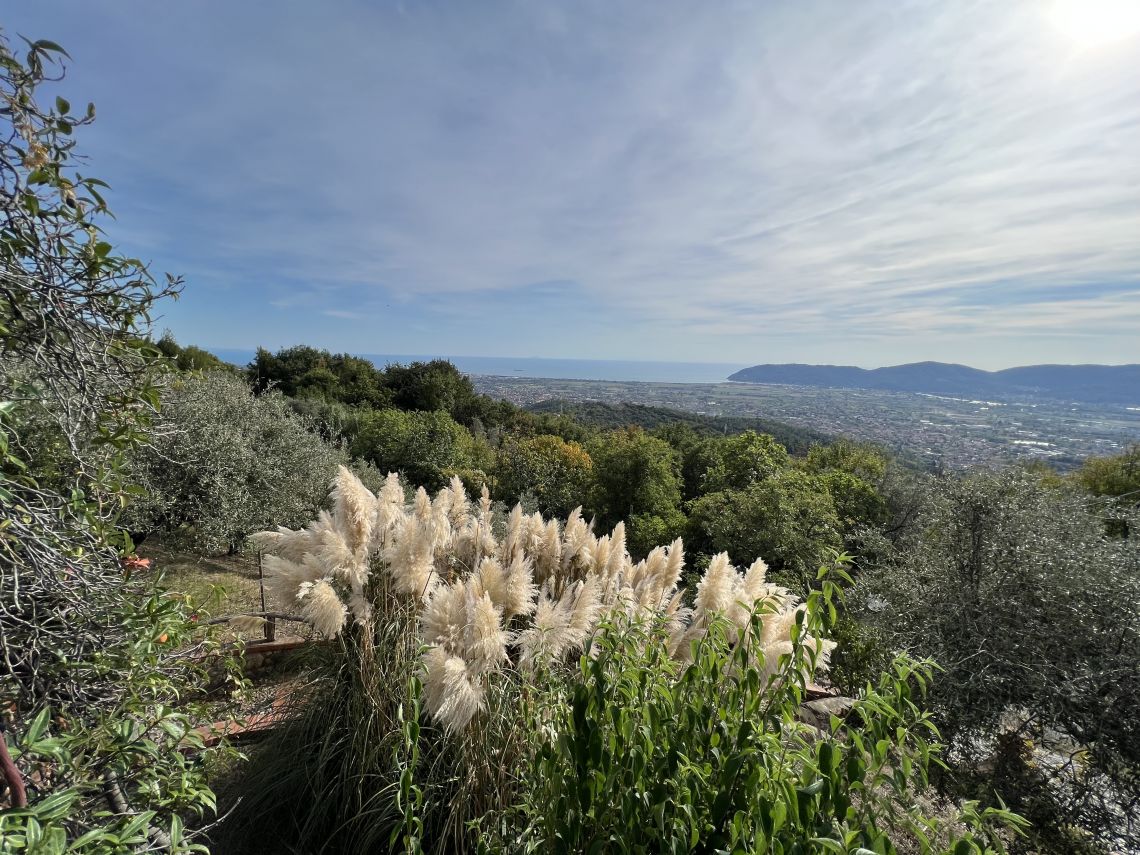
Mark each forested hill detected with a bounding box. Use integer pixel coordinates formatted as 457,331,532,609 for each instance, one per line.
525,399,830,453
728,361,1140,404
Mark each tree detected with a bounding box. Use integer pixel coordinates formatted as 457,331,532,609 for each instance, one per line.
698,430,791,493
1,31,232,848
351,408,473,490
248,345,390,408
687,470,842,579
857,470,1140,851
383,359,477,414
155,331,232,372
801,441,890,536
588,427,682,525
125,371,348,553
496,433,593,518
805,438,888,482
1074,443,1140,499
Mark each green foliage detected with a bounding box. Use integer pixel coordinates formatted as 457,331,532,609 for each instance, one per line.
588,427,683,529
351,407,474,490
688,470,843,579
384,359,478,415
125,371,347,553
505,567,1023,853
529,399,831,453
857,470,1140,851
699,430,791,493
805,439,889,482
627,508,688,557
249,345,392,408
155,332,233,373
1073,443,1140,498
495,434,593,518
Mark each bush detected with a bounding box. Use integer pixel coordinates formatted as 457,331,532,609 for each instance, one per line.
588,427,683,528
688,470,843,581
495,433,593,518
350,408,473,491
125,371,348,553
857,469,1140,851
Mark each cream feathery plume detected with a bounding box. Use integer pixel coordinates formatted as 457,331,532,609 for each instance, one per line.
331,465,377,553
385,513,441,600
741,557,769,602
299,578,348,637
591,534,613,579
373,473,405,550
473,557,507,609
533,519,562,587
560,508,594,580
501,504,527,564
517,590,572,670
564,574,602,649
313,524,365,587
464,588,510,674
445,475,470,528
760,604,804,649
693,553,740,618
661,538,685,593
502,553,538,619
412,486,432,522
262,554,323,608
249,526,314,564
421,579,468,651
379,471,404,507
606,522,626,574
421,645,486,731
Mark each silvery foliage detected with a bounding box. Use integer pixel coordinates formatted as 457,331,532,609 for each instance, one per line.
126,371,349,553
857,468,1140,847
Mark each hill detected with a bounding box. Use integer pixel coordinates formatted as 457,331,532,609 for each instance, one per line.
727,361,1140,405
525,400,830,453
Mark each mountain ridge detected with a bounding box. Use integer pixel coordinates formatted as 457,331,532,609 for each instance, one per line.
727,362,1140,405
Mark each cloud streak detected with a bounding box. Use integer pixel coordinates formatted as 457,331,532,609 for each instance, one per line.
7,0,1140,367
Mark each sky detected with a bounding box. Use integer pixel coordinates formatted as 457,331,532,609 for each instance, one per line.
6,0,1140,369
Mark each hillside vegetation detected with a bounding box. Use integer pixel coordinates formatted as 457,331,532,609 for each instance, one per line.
525,398,831,453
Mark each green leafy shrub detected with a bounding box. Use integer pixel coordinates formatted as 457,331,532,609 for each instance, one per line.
350,407,474,491
506,603,1023,854
495,433,593,518
687,470,843,581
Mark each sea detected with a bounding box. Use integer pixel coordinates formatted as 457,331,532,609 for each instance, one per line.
209,350,746,385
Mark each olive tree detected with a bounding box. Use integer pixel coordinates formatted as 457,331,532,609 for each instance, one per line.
126,371,348,553
857,469,1140,851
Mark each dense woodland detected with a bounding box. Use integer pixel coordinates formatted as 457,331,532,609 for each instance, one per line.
3,29,1140,855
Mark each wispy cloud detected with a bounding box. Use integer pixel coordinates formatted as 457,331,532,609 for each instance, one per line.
8,0,1140,367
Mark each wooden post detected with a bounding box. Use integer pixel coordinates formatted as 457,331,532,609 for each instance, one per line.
258,552,275,642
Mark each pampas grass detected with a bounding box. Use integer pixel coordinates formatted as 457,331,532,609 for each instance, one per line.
253,465,834,733
230,466,838,855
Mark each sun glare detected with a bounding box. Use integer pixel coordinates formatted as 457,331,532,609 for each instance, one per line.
1050,0,1140,47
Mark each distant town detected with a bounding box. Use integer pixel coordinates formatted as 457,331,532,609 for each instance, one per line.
472,375,1140,471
